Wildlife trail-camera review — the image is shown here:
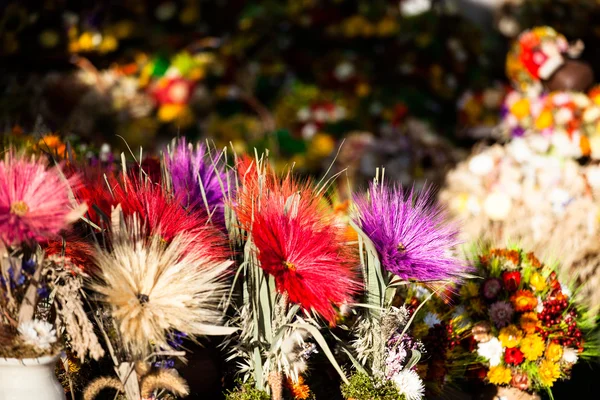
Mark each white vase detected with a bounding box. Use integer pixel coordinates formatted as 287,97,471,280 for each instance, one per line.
0,355,66,400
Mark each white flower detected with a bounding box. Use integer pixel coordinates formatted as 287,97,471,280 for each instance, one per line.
536,296,544,313
560,282,572,298
18,320,57,351
562,347,579,365
392,369,425,400
468,153,494,176
483,192,512,221
477,337,504,367
423,312,441,328
400,0,432,17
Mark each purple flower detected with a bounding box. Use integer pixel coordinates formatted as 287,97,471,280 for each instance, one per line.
165,139,232,229
354,183,467,283
489,301,514,328
482,278,502,300
511,126,525,137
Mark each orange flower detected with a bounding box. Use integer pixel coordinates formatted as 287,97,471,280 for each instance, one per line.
580,135,592,157
511,290,538,312
526,252,542,268
287,376,311,400
38,134,68,157
520,312,539,334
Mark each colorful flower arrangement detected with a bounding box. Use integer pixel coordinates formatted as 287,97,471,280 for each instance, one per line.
501,87,600,159
435,247,598,397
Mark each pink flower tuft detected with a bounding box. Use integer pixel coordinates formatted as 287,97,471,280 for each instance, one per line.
0,152,82,244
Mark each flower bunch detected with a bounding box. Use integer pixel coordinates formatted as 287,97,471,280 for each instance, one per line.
443,247,598,395
501,87,600,159
0,150,101,361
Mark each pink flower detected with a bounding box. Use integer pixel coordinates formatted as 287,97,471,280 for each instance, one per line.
0,152,84,244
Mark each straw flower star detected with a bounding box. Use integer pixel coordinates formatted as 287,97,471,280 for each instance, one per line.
165,139,232,228
353,183,467,282
90,217,235,356
0,152,85,244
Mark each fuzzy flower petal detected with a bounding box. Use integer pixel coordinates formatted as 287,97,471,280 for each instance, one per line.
392,369,425,400
354,183,467,282
18,319,57,351
90,218,235,356
0,152,83,244
165,138,232,229
235,172,361,324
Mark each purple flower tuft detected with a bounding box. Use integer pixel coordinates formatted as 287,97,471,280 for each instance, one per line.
165,139,232,229
354,183,467,283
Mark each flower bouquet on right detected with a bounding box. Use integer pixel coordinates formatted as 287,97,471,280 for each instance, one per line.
444,247,599,399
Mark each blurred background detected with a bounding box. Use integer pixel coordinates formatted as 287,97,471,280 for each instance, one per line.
3,1,600,398
2,0,599,183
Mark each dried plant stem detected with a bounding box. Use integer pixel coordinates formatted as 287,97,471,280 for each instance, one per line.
117,362,141,400
18,257,43,324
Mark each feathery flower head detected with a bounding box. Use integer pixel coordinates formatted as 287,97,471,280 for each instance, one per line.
88,175,228,261
353,182,467,283
18,319,57,351
0,151,85,244
235,167,360,324
392,369,425,400
90,217,235,356
165,138,232,229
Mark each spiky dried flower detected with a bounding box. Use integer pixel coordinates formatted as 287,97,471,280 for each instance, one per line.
165,138,232,229
234,166,361,324
89,216,235,356
354,182,467,283
86,176,228,261
0,151,85,244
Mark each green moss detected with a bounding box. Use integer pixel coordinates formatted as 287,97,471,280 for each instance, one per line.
340,373,404,400
224,381,271,400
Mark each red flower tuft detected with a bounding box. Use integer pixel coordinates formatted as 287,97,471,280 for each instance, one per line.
503,271,521,292
43,234,96,274
505,347,525,365
80,174,229,263
235,170,361,324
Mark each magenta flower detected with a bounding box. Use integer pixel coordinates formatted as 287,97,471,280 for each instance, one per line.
353,183,467,282
164,139,231,229
0,152,83,244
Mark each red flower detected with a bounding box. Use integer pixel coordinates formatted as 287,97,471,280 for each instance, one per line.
83,175,228,262
503,271,521,292
505,347,525,365
236,172,361,324
43,234,96,274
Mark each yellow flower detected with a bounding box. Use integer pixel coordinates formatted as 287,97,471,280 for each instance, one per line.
545,343,563,363
498,325,523,348
157,104,186,122
308,133,336,159
520,334,545,361
534,109,553,130
538,359,561,387
529,272,547,293
510,98,531,120
487,365,513,385
519,312,539,334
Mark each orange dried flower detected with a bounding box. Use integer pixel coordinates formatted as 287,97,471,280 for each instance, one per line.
519,312,539,334
511,290,538,312
287,376,311,400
